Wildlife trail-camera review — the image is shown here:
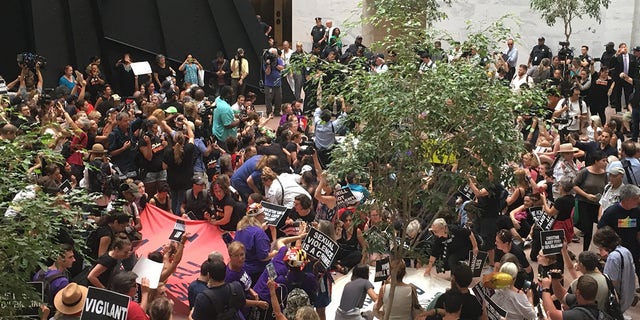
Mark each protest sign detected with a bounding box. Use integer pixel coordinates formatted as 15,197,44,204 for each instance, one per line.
130,61,152,76
261,201,287,226
60,180,72,194
301,227,339,270
541,229,564,255
458,184,476,201
528,206,555,230
471,282,494,305
335,187,358,208
169,220,186,242
81,287,130,320
485,295,508,320
10,281,44,317
374,257,390,282
131,257,164,289
468,250,488,277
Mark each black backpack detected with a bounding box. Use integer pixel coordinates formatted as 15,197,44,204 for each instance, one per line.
33,269,67,306
201,281,245,320
574,306,614,320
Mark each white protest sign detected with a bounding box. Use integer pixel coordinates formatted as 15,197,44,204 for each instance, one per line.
130,61,152,76
131,257,163,289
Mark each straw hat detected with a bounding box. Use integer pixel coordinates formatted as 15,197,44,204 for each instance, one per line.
88,143,107,155
54,283,88,315
556,143,579,153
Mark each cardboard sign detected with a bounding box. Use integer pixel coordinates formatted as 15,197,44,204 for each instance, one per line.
374,257,390,282
130,61,152,76
301,227,340,270
81,287,130,320
541,229,564,256
468,250,488,277
60,179,72,194
131,257,164,289
169,220,186,242
458,184,476,201
261,201,288,226
335,187,358,208
529,206,556,230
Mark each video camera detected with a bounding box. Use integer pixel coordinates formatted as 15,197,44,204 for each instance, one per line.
557,42,573,61
263,51,279,68
298,140,316,156
17,52,47,69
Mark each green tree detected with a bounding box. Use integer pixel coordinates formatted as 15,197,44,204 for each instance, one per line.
307,2,548,319
530,0,612,42
0,127,90,317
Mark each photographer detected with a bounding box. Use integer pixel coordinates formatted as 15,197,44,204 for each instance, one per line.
107,112,138,178
553,87,588,139
263,48,285,118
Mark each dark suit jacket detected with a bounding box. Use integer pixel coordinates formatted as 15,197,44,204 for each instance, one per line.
609,53,638,81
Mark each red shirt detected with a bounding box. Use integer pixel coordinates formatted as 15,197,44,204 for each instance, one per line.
67,131,87,165
127,301,149,320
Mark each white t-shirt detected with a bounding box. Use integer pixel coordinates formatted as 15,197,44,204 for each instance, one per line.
555,98,587,131
491,288,537,320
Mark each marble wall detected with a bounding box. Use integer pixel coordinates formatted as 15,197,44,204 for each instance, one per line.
291,0,637,65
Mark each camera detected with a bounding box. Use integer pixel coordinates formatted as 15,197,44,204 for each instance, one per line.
17,52,47,69
298,141,316,156
593,57,601,62
558,42,573,61
263,51,278,68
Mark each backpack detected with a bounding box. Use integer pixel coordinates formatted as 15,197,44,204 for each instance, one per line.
574,306,614,320
284,288,310,320
201,281,245,320
87,158,112,194
33,269,67,306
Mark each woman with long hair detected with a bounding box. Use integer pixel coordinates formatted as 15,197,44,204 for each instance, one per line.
210,175,242,231
373,259,425,320
336,264,378,320
162,124,195,214
572,150,607,251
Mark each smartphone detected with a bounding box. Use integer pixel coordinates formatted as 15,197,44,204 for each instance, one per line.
258,111,264,118
186,211,197,220
266,262,276,279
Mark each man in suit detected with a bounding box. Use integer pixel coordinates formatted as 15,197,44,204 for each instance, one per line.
609,42,638,112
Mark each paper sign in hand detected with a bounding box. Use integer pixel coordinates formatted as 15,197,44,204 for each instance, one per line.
131,257,164,289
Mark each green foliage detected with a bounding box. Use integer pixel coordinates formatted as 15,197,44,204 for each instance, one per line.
0,128,91,317
530,0,612,41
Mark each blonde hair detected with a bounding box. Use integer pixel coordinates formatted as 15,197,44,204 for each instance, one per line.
514,168,528,188
228,241,245,255
295,306,320,320
173,132,185,164
261,166,278,182
236,214,262,231
431,218,447,231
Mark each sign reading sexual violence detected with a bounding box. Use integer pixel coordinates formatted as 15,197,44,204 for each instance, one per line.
138,204,229,316
80,287,130,320
529,206,555,230
541,229,564,255
261,201,287,226
374,257,390,282
468,250,488,277
301,227,339,270
335,187,358,208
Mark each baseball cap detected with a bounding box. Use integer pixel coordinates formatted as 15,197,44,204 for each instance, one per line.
538,36,545,41
607,161,624,175
605,41,615,47
165,106,178,114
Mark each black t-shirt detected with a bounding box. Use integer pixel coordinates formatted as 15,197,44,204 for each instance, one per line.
553,195,574,221
288,208,316,224
87,226,113,261
163,143,195,190
184,189,212,220
153,65,173,84
432,224,472,258
95,253,118,287
192,282,246,320
212,194,241,231
477,183,505,217
139,134,166,172
495,242,530,270
310,25,327,44
434,290,483,320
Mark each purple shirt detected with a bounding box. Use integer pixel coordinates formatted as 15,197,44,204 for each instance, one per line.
234,225,271,275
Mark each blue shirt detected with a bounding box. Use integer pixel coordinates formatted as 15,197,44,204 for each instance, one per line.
264,58,284,87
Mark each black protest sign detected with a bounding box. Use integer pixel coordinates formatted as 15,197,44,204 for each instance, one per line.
485,295,508,320
374,257,390,282
9,281,44,317
169,220,186,242
335,187,358,208
60,179,73,194
528,206,556,230
301,227,339,270
458,184,476,201
81,287,130,320
261,201,288,226
471,282,494,306
541,229,564,256
468,250,488,277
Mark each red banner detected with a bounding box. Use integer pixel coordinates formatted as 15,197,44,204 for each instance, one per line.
137,204,229,315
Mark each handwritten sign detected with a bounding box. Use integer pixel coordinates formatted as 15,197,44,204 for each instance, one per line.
301,228,339,270
541,229,564,256
529,206,555,231
468,250,488,277
81,287,130,320
261,201,287,226
335,187,358,208
374,257,390,282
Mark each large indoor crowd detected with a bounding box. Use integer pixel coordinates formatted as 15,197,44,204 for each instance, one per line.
2,14,640,320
